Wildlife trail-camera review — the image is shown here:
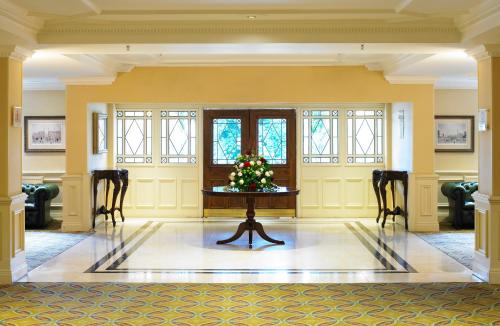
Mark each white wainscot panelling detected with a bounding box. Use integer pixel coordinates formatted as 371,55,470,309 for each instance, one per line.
344,178,364,208
158,178,177,209
322,178,341,208
135,178,155,209
301,179,320,208
181,179,198,208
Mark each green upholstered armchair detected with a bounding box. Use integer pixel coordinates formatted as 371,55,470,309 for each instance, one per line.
22,183,60,229
441,182,478,229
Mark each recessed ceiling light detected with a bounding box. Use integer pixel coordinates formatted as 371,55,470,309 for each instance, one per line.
247,15,256,20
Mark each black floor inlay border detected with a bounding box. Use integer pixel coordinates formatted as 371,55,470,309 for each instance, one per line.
87,221,415,274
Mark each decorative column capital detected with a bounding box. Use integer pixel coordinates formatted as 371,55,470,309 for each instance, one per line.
467,44,500,61
0,45,32,62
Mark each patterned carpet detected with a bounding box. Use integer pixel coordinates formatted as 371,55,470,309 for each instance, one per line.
0,283,499,324
25,220,92,271
416,230,474,270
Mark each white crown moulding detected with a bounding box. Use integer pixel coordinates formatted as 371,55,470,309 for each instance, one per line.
384,75,438,85
23,79,66,91
466,44,500,61
434,78,478,90
0,45,32,61
63,76,117,86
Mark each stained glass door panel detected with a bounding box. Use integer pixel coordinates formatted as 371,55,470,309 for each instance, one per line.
203,110,249,210
250,109,296,210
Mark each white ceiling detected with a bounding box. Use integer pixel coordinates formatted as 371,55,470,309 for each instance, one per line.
7,0,496,90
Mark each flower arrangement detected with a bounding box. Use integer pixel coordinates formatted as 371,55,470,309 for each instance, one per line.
227,151,277,192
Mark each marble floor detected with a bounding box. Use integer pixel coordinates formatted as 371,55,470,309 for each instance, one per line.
22,218,481,283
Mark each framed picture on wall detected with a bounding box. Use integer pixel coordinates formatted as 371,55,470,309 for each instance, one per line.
435,115,474,152
93,112,108,154
24,116,66,153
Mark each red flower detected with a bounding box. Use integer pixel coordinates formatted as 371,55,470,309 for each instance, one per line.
248,183,257,191
261,158,267,163
245,150,252,155
244,161,251,167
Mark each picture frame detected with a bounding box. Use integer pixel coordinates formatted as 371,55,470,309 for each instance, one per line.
435,115,474,153
93,112,108,154
24,116,66,153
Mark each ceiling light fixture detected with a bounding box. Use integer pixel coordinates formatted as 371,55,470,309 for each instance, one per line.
247,15,256,20
361,44,365,51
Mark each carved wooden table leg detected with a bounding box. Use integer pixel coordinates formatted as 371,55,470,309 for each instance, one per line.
380,173,389,228
403,174,409,230
110,174,121,227
372,170,383,222
216,196,284,248
92,176,99,228
118,170,128,222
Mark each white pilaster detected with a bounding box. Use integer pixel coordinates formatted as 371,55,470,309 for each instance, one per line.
0,193,28,283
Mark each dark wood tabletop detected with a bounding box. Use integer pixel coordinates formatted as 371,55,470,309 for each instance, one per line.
202,186,300,197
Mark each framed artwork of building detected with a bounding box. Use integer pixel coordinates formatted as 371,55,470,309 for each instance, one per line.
24,116,66,153
435,115,474,152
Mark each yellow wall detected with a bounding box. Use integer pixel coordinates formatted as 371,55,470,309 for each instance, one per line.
434,89,478,172
0,58,23,197
66,66,435,175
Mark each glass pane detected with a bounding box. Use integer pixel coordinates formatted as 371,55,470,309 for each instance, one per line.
303,119,309,155
311,118,330,155
212,118,241,164
168,118,189,155
258,118,287,164
124,119,144,155
355,118,375,155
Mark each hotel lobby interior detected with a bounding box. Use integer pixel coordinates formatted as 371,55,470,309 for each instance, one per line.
1,0,500,323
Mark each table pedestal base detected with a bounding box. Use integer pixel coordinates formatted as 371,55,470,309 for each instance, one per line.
216,197,284,248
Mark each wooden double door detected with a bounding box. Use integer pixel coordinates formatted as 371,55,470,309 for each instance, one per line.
203,109,296,213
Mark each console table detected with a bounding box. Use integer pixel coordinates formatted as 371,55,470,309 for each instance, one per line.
92,169,129,228
372,170,409,230
202,186,300,248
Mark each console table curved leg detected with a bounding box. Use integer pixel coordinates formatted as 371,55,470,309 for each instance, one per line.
216,222,247,245
110,177,121,227
119,170,128,222
254,222,285,245
380,177,389,228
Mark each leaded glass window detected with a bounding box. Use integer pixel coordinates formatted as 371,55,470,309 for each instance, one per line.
347,109,384,164
116,110,152,164
258,118,287,164
160,111,196,164
302,110,339,163
212,118,241,164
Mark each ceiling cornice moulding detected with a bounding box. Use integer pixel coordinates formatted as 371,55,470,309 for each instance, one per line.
23,79,66,91
467,44,500,61
38,20,461,44
0,0,43,43
385,75,437,85
0,45,32,61
457,0,500,42
434,78,477,90
63,76,117,86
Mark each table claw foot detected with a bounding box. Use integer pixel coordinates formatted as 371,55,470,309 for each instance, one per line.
217,222,247,245
254,222,285,245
